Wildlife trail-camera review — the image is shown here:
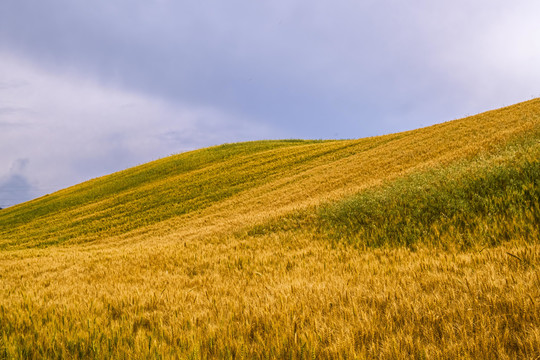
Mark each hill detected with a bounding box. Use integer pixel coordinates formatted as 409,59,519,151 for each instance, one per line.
0,99,539,359
1,99,539,249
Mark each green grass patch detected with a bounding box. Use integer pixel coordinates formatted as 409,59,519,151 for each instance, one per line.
318,143,539,249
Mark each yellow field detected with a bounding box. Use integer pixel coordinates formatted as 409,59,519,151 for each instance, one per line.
0,99,539,358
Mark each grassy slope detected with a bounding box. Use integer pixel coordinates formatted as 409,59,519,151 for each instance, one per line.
0,99,539,359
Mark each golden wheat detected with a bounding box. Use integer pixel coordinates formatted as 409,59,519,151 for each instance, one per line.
0,99,539,359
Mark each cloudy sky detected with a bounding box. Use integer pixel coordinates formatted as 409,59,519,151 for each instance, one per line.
1,0,539,207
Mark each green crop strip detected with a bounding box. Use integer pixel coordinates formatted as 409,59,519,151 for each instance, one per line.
318,146,539,249
0,140,346,248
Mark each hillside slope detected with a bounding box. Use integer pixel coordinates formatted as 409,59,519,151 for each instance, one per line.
0,98,539,249
0,99,539,359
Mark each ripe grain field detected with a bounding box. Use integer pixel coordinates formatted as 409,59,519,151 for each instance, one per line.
0,99,539,359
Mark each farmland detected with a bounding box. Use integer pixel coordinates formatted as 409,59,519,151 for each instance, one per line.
1,99,539,359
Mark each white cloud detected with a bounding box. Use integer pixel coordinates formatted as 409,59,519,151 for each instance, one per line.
2,1,539,140
423,1,540,110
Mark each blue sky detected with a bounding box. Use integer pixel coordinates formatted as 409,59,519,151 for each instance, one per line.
1,0,540,207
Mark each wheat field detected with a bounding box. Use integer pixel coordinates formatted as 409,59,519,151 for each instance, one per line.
0,99,539,359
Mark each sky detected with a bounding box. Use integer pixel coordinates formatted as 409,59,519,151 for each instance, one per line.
1,1,540,208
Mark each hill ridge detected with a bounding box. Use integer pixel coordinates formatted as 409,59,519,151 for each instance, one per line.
0,98,539,249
